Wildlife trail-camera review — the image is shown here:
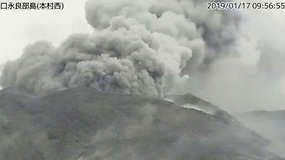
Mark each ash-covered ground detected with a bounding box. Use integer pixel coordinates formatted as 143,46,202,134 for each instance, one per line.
0,87,283,160
238,110,285,158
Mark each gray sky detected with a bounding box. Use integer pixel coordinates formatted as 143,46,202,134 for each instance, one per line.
0,0,92,65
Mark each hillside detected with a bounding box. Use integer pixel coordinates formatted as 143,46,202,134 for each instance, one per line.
0,87,283,160
238,110,285,158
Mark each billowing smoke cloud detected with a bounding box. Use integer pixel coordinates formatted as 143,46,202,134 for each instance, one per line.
180,7,285,113
0,0,241,96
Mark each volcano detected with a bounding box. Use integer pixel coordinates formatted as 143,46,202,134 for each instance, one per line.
0,87,283,160
238,110,285,158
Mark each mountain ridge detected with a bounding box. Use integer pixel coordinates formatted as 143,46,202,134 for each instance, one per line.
0,87,283,160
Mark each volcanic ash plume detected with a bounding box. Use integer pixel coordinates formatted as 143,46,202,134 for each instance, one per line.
0,0,240,96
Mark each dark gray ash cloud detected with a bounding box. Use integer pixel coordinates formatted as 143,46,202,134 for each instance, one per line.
0,0,241,96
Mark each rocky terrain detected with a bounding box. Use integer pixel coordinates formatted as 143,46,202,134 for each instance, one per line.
0,87,283,160
238,110,285,158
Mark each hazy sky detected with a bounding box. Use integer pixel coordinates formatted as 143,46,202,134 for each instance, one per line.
0,0,92,65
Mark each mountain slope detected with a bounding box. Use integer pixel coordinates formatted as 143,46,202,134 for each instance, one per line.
0,87,283,160
238,110,285,158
